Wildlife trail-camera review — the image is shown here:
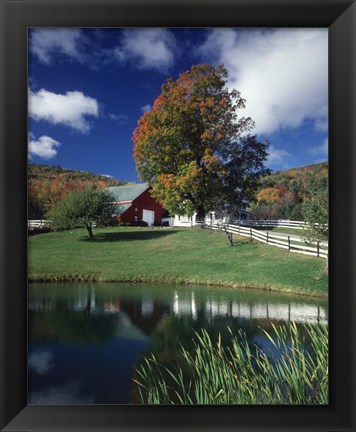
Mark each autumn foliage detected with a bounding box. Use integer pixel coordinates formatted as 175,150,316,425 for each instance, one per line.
28,164,125,219
256,187,282,204
133,64,269,218
250,162,328,221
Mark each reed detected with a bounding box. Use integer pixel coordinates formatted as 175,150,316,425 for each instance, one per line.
134,322,328,405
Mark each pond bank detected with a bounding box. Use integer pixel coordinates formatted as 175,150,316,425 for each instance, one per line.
28,276,328,299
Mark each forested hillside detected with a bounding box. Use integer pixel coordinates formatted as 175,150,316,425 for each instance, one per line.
28,164,127,219
28,161,328,224
249,162,328,221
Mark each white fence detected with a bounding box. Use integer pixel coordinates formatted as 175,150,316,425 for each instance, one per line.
162,217,175,227
245,219,306,229
207,222,328,259
28,220,51,230
235,219,328,230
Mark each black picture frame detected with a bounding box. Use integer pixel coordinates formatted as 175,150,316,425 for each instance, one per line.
1,1,355,431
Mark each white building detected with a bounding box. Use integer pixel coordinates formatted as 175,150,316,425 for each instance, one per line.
169,209,254,227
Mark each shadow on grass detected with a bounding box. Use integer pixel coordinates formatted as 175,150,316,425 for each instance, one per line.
81,229,179,243
233,240,251,246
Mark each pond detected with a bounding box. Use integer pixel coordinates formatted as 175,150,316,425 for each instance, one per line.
28,282,328,404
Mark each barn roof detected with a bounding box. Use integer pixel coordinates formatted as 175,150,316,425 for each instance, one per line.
107,183,149,202
113,203,132,215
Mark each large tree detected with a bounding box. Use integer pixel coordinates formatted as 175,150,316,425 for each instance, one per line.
48,187,115,239
133,63,269,219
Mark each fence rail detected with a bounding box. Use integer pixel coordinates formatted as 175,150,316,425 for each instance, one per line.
234,219,328,229
234,219,306,229
252,219,305,228
28,220,51,230
207,222,328,259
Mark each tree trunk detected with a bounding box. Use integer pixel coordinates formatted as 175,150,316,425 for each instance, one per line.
196,206,206,223
86,223,94,239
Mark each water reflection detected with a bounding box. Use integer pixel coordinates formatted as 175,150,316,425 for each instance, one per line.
171,290,327,324
28,283,328,404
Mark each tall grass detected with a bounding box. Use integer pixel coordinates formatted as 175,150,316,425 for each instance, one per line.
134,322,328,405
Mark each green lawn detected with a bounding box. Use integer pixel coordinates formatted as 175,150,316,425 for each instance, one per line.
267,227,306,236
28,226,328,297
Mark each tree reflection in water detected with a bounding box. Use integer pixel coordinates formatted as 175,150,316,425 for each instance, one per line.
28,283,327,404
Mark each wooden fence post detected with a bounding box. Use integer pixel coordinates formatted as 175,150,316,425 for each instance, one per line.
227,232,233,246
288,236,291,251
250,227,252,239
317,241,320,257
266,232,269,244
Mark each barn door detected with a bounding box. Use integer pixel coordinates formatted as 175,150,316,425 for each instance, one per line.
142,209,155,227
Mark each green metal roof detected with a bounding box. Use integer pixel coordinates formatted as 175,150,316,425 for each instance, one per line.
113,203,132,215
107,183,149,202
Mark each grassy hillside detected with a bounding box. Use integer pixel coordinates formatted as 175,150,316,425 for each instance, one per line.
28,163,129,219
28,227,328,297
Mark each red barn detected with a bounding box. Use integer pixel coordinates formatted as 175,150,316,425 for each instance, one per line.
107,183,168,227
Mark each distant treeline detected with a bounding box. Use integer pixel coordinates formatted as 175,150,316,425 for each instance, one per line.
28,161,328,224
28,163,127,219
249,161,328,221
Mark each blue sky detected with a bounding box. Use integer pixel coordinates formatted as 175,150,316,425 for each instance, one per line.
28,28,328,182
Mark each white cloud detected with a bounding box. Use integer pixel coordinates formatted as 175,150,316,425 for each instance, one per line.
266,145,290,167
28,134,61,159
30,29,86,64
101,174,113,178
141,104,152,113
28,350,55,375
314,109,328,132
109,113,129,126
199,29,328,135
114,29,176,71
29,88,99,132
308,138,328,156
